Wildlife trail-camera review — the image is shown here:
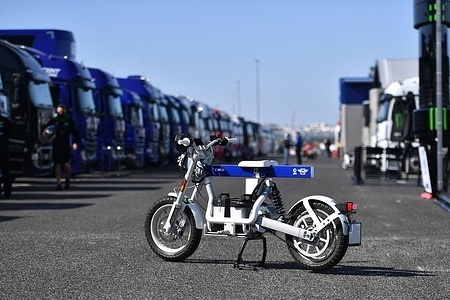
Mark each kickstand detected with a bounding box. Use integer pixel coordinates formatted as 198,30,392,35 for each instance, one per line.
234,234,267,270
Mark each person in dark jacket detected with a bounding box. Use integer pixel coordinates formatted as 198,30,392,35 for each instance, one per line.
295,131,303,164
46,104,80,190
324,138,332,158
0,114,12,198
283,132,291,165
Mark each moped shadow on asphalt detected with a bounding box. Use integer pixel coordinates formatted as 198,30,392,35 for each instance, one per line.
179,258,435,277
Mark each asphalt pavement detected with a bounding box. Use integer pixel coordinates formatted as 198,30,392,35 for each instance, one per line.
0,153,449,299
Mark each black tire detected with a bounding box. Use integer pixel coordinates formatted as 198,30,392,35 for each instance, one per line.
144,196,202,261
406,149,420,174
286,200,348,271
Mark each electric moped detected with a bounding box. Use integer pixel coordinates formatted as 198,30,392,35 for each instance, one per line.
145,134,361,271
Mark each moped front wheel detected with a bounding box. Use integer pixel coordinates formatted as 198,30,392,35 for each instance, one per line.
286,200,348,271
145,196,202,261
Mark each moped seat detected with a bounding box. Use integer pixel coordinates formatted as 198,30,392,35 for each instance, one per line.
238,160,278,168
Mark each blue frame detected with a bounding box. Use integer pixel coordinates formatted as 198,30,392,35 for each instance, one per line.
206,165,314,179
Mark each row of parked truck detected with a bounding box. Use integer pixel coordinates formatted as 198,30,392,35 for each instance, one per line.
338,0,450,195
0,29,277,178
339,59,421,175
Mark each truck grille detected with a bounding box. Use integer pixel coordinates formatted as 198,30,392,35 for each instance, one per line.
85,128,98,161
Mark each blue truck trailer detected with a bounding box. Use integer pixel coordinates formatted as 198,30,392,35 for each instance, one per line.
152,87,171,165
338,77,373,168
173,96,194,137
0,29,98,174
163,95,184,163
0,73,7,117
25,49,99,174
88,68,125,171
120,89,146,168
117,76,168,165
0,40,54,177
0,29,76,60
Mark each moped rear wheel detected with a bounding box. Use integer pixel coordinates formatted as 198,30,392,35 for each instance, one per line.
145,196,202,261
286,200,348,271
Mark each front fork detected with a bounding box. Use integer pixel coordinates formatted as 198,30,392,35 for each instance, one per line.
163,154,197,233
163,179,188,234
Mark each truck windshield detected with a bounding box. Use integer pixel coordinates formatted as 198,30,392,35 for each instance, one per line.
76,87,96,113
0,93,8,117
28,81,53,107
376,93,393,123
148,102,161,122
130,106,144,127
170,107,180,124
220,118,230,134
108,94,124,118
194,111,204,131
180,108,190,126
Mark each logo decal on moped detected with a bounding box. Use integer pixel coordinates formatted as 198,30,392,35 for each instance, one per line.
293,168,309,176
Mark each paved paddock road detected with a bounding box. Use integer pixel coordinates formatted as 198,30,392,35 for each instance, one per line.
1,155,449,299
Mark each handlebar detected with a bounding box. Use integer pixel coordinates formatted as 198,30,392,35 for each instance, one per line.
177,135,237,151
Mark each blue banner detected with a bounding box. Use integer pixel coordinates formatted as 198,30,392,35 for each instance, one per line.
206,165,314,179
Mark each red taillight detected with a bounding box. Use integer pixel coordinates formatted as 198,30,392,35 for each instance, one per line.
346,202,358,212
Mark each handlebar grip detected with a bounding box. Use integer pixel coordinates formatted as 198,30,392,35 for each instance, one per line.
220,137,238,146
206,136,236,148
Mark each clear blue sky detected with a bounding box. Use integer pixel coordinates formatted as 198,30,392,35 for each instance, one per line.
1,1,419,128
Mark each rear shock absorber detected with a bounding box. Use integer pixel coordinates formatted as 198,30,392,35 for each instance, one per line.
271,182,285,215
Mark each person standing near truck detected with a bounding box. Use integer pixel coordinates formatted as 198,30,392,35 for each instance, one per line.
0,114,12,198
282,132,292,165
46,104,80,190
324,138,332,158
295,131,303,165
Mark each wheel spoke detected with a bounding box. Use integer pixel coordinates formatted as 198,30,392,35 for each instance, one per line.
319,237,328,243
